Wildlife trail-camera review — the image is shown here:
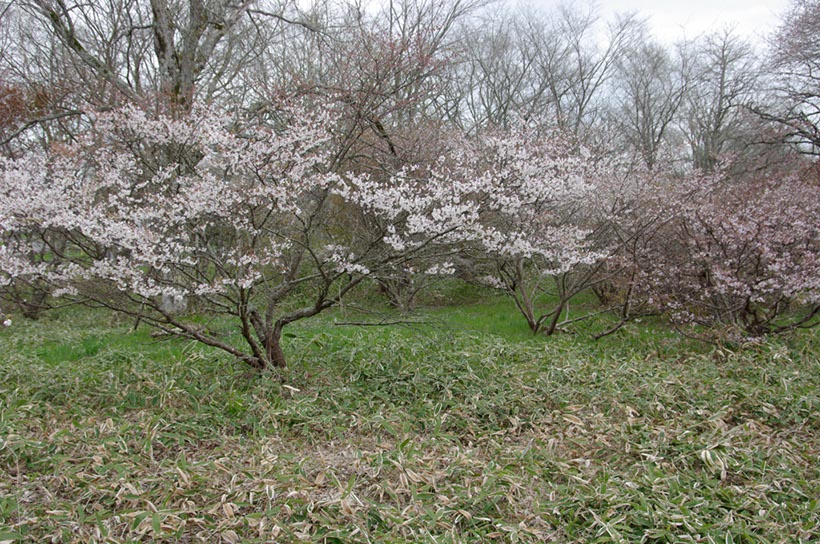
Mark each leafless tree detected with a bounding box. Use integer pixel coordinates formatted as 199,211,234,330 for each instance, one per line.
609,33,690,170
434,3,641,139
761,0,820,156
0,0,314,138
682,29,758,171
529,6,641,141
446,7,539,129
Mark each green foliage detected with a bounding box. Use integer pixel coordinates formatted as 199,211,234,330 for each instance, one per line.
1,305,819,542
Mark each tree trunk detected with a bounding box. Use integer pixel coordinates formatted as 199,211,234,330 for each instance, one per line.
543,300,565,336
267,337,288,368
265,325,288,368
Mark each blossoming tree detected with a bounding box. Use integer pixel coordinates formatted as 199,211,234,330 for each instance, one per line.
451,126,608,335
639,168,820,337
0,98,614,364
0,101,485,369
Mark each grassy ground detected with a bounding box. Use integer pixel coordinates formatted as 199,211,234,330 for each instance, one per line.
1,297,819,542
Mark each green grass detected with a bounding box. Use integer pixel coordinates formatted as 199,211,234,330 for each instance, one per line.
1,301,819,542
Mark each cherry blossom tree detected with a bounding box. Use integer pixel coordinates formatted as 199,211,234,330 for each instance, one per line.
0,240,10,327
0,98,608,361
579,161,679,336
0,99,484,369
623,163,820,338
454,124,607,335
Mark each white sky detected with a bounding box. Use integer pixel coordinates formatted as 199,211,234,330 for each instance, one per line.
531,0,792,44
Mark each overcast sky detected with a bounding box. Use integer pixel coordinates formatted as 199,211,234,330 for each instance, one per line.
531,0,791,44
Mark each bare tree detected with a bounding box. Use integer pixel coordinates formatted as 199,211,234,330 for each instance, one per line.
430,3,642,137
609,34,690,170
527,6,641,142
445,7,540,130
0,0,315,130
761,0,820,156
682,29,758,171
